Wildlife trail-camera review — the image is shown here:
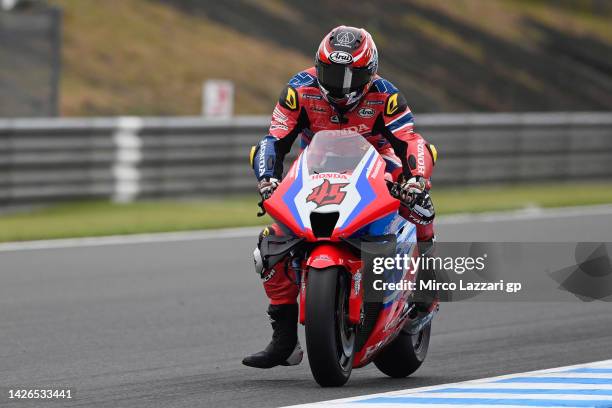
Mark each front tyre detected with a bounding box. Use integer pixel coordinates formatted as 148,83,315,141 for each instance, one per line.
305,267,355,387
374,321,431,378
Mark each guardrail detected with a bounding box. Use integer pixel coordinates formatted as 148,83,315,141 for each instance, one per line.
1,112,611,206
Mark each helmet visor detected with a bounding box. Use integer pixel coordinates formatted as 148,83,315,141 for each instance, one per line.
316,62,372,98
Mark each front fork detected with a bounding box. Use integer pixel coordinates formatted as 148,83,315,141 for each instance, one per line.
297,244,363,325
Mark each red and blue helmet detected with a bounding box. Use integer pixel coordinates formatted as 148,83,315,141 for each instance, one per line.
315,26,378,112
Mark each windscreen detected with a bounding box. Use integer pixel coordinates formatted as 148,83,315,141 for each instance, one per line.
305,131,372,174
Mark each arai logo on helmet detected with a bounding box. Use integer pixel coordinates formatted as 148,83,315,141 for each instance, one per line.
329,51,353,64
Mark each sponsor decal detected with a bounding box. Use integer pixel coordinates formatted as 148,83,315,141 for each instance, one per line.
272,106,288,123
386,93,399,115
311,106,327,113
258,139,268,177
270,124,289,131
329,50,353,64
330,115,340,123
358,107,375,118
416,140,426,174
261,267,276,282
335,31,356,47
366,100,384,105
285,87,298,110
353,271,362,294
343,123,369,134
306,179,349,208
311,172,349,180
302,93,322,100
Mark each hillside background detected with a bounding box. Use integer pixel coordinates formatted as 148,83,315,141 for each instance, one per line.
49,0,612,116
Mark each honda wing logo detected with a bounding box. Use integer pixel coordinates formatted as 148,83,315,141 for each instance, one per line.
306,179,349,208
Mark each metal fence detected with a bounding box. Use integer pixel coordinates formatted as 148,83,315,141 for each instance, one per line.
1,112,611,207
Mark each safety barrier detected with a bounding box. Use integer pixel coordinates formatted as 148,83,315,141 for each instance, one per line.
1,112,611,206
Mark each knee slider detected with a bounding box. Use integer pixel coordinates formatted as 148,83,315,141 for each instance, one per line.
253,247,264,277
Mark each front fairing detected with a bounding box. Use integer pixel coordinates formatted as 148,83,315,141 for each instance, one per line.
264,131,399,240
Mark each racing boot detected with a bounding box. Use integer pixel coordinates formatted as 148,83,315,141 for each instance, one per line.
406,238,439,334
242,303,303,368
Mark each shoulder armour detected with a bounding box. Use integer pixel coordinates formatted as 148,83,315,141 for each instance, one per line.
279,85,299,111
371,78,399,95
385,92,408,116
288,71,317,88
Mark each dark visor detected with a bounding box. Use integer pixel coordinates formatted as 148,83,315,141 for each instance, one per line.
316,62,371,98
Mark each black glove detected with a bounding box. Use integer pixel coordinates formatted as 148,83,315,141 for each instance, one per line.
398,176,435,225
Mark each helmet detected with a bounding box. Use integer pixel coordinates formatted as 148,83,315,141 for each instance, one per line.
315,26,378,112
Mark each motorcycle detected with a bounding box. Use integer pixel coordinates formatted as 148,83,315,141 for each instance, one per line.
257,130,436,387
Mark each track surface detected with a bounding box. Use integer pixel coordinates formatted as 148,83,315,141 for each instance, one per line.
1,208,612,407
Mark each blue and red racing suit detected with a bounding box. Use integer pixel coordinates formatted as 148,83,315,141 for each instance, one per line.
252,67,437,304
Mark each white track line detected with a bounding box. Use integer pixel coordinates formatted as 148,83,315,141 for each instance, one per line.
283,359,612,407
437,204,612,225
1,204,611,253
0,226,262,252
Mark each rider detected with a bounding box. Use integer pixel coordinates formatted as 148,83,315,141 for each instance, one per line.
243,26,437,369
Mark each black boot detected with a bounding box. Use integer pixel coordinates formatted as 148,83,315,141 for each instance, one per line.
242,304,303,369
413,238,439,314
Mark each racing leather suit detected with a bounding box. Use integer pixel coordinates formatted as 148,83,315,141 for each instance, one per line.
252,67,437,305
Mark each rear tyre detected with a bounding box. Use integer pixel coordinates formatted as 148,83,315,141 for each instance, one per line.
305,267,355,387
374,321,431,378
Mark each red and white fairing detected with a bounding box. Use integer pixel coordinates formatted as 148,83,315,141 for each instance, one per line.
265,132,398,240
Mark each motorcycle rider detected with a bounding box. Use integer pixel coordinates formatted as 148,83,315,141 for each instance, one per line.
243,26,437,369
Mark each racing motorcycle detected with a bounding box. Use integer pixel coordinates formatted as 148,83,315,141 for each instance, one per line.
258,130,436,387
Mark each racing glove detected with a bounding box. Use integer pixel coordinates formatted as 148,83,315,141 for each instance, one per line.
258,178,279,200
398,176,435,225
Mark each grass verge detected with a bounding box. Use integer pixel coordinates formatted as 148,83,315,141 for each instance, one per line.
1,182,612,243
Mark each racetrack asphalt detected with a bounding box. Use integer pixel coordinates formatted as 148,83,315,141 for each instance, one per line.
1,207,612,407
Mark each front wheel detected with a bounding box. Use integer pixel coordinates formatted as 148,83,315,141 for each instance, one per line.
374,321,431,378
305,267,355,387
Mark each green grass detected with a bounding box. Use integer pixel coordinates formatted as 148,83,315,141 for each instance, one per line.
48,0,310,116
1,182,612,243
0,197,267,242
47,0,612,116
432,182,612,214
